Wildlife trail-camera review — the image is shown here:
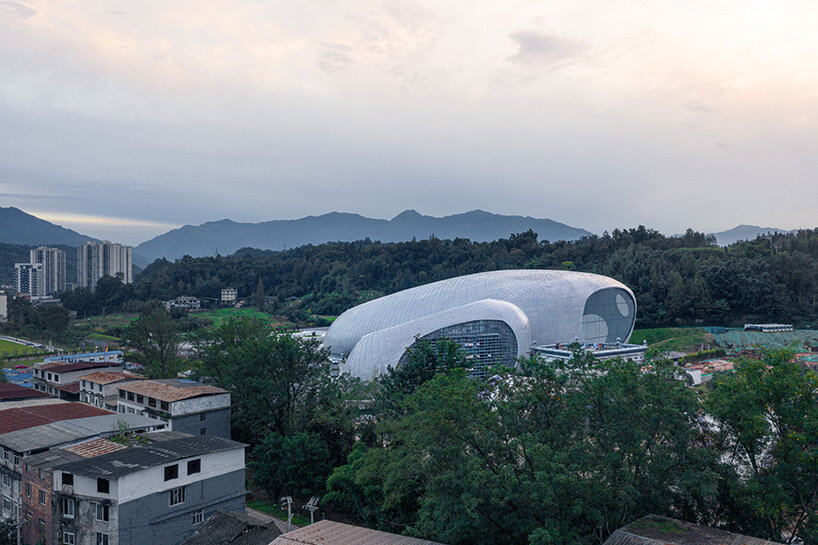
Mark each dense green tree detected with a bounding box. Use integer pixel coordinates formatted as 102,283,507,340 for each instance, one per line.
256,276,265,311
252,431,331,499
133,227,818,328
707,350,818,543
124,306,181,378
326,357,719,545
0,518,15,545
195,316,331,444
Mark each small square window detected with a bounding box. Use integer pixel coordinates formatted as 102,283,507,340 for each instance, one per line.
148,398,156,408
192,510,204,524
95,503,109,522
160,401,169,411
62,473,73,486
118,390,125,399
169,487,185,506
199,413,207,422
200,428,207,435
97,478,109,494
63,530,75,544
127,392,135,401
164,465,179,481
187,459,201,475
136,395,144,404
96,532,109,545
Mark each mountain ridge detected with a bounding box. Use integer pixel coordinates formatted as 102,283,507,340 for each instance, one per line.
710,224,796,246
133,209,593,265
0,207,98,246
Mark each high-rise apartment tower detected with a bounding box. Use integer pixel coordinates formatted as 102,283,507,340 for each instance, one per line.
77,241,133,291
30,245,66,295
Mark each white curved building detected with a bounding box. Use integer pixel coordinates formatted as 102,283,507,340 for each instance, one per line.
324,270,636,380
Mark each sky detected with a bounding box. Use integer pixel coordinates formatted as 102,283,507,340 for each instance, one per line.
1,1,817,245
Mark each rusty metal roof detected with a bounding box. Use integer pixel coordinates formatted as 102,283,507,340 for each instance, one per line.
603,515,782,545
270,520,446,545
117,379,227,402
82,372,141,385
54,382,81,394
0,383,50,401
0,402,111,434
39,361,123,374
64,438,128,458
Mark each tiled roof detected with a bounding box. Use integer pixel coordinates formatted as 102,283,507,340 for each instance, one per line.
39,361,123,374
0,402,111,434
82,372,141,385
603,515,782,545
0,383,50,401
117,380,227,402
64,438,128,458
182,510,281,545
271,520,447,545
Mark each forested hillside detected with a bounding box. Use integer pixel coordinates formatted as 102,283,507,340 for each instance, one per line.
0,243,78,287
127,226,818,328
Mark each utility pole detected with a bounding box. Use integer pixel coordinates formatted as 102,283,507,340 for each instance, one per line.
303,497,319,525
280,496,293,532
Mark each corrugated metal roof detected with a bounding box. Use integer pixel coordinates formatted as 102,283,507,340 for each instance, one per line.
0,402,110,434
602,515,782,545
0,398,67,410
38,361,123,374
54,382,81,394
182,510,282,545
117,379,227,402
270,520,446,545
0,413,165,452
0,383,50,401
57,432,245,478
81,372,141,385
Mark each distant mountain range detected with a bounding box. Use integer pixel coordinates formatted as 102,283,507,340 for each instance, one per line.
0,207,97,246
133,210,593,265
710,224,796,246
0,206,806,269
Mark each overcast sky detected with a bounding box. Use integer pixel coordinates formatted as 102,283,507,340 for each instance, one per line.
1,1,817,245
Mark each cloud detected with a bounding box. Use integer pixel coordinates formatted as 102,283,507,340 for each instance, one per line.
317,45,355,75
508,30,584,65
0,1,34,18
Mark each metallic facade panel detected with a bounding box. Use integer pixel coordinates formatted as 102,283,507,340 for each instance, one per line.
324,270,636,380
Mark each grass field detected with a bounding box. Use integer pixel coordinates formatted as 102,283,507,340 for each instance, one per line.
0,338,39,355
630,327,711,353
194,307,296,329
74,313,140,328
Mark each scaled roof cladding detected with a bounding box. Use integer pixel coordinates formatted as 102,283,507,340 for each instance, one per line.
324,269,636,357
117,380,227,402
57,432,245,478
271,520,447,545
38,361,124,374
82,372,142,385
0,402,110,434
602,515,782,545
0,382,50,401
